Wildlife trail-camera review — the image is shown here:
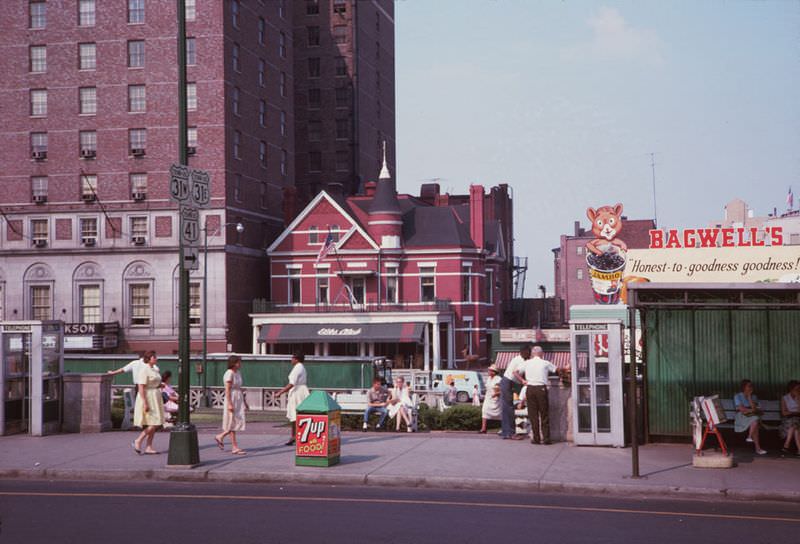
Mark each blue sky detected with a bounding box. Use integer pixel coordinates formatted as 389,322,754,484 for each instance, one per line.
394,0,800,293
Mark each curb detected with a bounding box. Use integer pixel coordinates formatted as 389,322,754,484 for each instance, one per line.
2,468,799,504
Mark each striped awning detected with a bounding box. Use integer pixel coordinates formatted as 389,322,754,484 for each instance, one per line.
259,322,425,344
493,351,570,371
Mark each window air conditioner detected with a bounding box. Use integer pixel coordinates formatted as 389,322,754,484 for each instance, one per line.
32,150,47,160
32,194,47,204
82,236,96,246
132,235,146,245
80,148,96,159
131,148,146,157
33,238,47,248
132,192,146,201
82,193,97,202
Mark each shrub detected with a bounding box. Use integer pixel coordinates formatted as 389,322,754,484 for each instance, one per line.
437,405,482,431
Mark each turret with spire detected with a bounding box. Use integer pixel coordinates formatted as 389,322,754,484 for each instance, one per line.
368,142,402,248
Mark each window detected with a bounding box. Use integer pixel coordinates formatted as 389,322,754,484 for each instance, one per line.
185,0,196,20
232,86,240,115
32,176,48,199
333,26,347,44
336,118,349,139
234,174,242,201
127,40,145,68
30,1,46,29
335,150,349,171
78,0,95,26
462,265,472,302
79,130,97,155
335,57,347,77
308,120,321,142
233,130,241,159
258,59,266,86
308,152,321,172
386,268,399,304
259,141,267,167
420,266,436,302
258,18,265,45
330,225,341,242
308,88,321,108
279,0,285,18
333,0,347,15
376,41,381,60
281,149,287,176
308,26,320,47
259,183,267,208
232,43,240,72
577,268,584,280
31,219,49,245
288,268,301,305
130,216,148,241
349,278,365,305
81,174,97,199
30,46,46,72
259,100,266,126
486,269,494,305
131,173,147,196
280,110,286,136
30,89,47,116
316,276,329,305
79,285,101,323
30,286,51,320
128,0,145,24
187,126,197,150
308,57,320,78
186,37,196,65
129,128,146,153
128,85,146,112
308,226,319,244
80,217,98,242
231,0,239,28
30,132,48,156
189,283,200,325
79,43,96,70
80,87,97,114
279,32,286,57
280,72,287,97
335,86,350,108
129,284,151,325
576,246,584,256
306,0,319,15
187,82,197,111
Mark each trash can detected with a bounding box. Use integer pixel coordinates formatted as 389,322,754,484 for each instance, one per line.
294,391,341,467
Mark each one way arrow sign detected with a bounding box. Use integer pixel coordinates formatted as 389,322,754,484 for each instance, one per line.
182,247,199,271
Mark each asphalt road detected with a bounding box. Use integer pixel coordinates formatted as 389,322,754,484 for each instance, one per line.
1,479,798,544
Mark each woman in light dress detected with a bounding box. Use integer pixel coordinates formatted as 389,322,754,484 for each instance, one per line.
215,355,249,455
480,365,502,433
388,377,414,432
734,379,767,455
132,351,164,455
276,351,310,446
472,384,481,407
780,380,800,455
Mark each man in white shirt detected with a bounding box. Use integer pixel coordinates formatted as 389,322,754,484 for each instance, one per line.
107,350,158,383
518,346,557,444
499,344,531,439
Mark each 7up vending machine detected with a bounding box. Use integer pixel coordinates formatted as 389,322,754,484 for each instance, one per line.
295,391,342,467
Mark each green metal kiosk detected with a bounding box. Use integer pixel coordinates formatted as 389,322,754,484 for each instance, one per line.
294,391,342,467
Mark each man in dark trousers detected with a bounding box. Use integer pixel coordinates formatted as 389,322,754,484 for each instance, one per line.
520,346,557,444
500,344,531,439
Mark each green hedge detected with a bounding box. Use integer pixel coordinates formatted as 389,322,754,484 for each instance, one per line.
340,404,485,432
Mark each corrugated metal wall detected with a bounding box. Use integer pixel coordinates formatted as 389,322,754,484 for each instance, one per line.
646,309,800,436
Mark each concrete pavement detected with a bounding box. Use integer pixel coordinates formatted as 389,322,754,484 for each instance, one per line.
1,425,799,503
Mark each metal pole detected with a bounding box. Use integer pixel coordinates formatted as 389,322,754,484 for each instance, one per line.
628,304,639,478
202,224,208,407
168,0,199,467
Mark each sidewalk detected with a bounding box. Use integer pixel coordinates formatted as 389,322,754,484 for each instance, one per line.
1,425,799,503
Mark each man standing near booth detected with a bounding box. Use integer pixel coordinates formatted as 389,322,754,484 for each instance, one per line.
520,346,557,445
500,344,531,439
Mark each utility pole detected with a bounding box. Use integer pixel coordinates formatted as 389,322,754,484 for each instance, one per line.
650,152,658,227
167,0,200,467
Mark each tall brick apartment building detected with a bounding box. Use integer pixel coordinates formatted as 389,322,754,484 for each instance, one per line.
0,0,394,353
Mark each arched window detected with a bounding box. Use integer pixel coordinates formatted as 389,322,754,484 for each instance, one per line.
73,261,104,323
23,263,55,320
123,261,153,328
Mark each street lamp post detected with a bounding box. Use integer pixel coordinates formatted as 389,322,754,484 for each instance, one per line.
202,220,244,406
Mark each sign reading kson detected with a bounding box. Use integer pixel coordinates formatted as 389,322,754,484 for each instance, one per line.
624,226,800,284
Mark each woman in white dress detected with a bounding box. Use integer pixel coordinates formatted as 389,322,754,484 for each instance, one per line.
215,355,249,455
388,377,414,432
132,351,164,455
276,352,310,446
480,365,502,434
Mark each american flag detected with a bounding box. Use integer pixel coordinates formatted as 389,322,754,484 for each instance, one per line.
316,229,335,263
788,187,794,210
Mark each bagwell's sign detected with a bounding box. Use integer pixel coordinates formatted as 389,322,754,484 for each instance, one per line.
624,226,800,284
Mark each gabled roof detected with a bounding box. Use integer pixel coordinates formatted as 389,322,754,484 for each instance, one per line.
402,204,476,248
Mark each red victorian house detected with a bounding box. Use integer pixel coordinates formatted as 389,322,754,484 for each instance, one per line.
251,159,515,370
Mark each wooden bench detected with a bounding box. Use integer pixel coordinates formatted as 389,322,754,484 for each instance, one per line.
690,398,781,441
333,390,420,432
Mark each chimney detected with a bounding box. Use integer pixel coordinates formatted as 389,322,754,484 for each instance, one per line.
326,182,344,199
470,184,485,250
365,181,377,198
282,186,297,227
574,221,581,237
420,183,440,205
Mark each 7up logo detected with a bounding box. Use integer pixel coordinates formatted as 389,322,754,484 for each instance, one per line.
298,417,326,443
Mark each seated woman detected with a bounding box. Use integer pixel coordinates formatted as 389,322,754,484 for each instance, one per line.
160,370,179,423
734,379,766,455
387,377,414,432
780,380,800,455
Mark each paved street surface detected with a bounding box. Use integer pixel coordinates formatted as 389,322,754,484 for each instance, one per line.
1,425,799,505
1,479,798,544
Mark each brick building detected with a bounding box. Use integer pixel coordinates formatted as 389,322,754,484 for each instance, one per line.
0,1,393,353
252,161,515,370
293,0,395,202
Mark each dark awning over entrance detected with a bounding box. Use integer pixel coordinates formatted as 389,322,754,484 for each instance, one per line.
259,322,426,344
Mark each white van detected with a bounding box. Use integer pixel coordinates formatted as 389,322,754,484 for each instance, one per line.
430,370,485,403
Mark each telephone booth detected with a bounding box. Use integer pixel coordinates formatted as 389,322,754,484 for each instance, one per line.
0,321,64,436
570,319,625,446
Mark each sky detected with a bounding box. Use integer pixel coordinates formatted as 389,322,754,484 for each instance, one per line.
393,0,800,294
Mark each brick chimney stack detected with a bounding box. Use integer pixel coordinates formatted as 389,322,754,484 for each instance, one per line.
470,184,485,250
